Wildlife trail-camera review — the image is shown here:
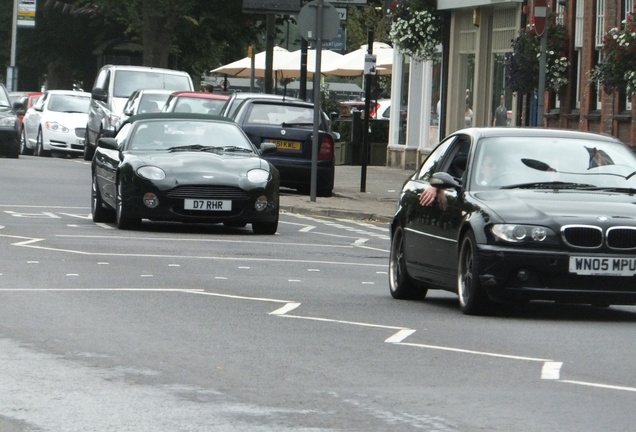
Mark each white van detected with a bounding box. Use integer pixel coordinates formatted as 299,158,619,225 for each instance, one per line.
84,65,193,160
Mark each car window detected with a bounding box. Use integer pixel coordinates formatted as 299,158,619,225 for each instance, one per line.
113,71,191,98
48,94,90,113
246,104,314,125
415,136,457,182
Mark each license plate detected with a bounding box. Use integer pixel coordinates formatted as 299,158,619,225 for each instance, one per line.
569,256,636,276
267,139,301,151
184,199,231,211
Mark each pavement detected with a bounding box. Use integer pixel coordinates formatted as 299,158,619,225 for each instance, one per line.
279,165,411,223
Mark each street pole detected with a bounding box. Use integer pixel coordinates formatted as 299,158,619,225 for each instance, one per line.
310,0,324,202
8,0,18,90
361,30,374,193
537,30,547,127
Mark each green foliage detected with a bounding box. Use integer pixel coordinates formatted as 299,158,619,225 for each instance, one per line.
387,0,442,62
344,1,392,50
590,11,636,95
505,14,570,94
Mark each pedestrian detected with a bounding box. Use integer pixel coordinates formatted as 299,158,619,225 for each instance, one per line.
493,94,507,127
202,84,214,93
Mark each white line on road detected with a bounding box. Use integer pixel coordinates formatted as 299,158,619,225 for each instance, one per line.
541,362,563,380
559,380,636,392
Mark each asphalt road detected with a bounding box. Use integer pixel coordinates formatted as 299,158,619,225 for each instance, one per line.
1,156,636,431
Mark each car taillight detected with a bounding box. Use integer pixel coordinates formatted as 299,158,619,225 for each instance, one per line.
319,135,334,161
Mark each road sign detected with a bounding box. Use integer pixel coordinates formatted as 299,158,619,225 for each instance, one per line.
298,0,341,42
533,0,547,36
336,7,347,20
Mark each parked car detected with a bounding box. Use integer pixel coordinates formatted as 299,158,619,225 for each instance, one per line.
84,64,194,161
115,88,174,130
9,91,42,127
91,112,280,233
162,91,229,115
21,90,90,157
389,127,636,315
228,98,337,197
0,83,21,158
219,92,301,118
337,99,399,120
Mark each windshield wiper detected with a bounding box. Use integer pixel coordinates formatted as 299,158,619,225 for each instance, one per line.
167,144,209,152
220,146,253,153
501,181,597,190
581,187,636,194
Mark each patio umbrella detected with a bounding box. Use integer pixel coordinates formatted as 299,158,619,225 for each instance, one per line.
275,49,345,78
210,46,291,77
322,42,394,76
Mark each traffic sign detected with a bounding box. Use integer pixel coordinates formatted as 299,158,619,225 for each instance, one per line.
298,0,341,42
533,0,547,36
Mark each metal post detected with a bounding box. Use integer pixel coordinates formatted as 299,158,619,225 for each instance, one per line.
8,0,18,90
310,0,324,202
361,30,374,193
537,31,547,127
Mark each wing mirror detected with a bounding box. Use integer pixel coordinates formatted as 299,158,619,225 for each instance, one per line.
430,171,461,188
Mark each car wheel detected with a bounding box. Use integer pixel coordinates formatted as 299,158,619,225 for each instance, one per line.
91,174,115,223
389,225,426,300
20,129,33,155
83,128,94,161
252,219,278,235
35,129,50,157
116,181,140,230
457,230,491,315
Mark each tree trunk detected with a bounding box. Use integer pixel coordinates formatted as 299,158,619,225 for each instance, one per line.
46,59,73,90
142,0,177,68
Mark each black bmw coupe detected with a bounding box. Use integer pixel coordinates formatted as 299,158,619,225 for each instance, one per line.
91,113,280,234
390,127,636,315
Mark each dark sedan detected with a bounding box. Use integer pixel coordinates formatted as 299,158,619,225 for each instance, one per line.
91,112,280,234
228,98,337,197
0,83,21,158
390,127,636,315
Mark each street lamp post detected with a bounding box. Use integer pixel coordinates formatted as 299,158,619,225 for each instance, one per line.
8,0,19,90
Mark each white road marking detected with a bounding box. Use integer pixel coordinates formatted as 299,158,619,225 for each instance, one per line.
270,302,301,315
5,235,385,268
541,362,563,380
559,380,636,392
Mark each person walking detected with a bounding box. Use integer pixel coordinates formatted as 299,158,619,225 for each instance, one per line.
493,94,507,127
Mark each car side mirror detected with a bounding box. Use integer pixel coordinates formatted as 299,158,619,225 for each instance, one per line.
430,171,461,188
97,137,118,150
91,87,108,102
12,101,25,114
259,142,277,155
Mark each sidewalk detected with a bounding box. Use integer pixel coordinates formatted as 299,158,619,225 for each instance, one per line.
279,165,412,223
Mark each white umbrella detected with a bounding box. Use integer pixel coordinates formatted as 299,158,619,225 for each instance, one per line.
322,42,394,76
210,46,291,77
275,49,345,78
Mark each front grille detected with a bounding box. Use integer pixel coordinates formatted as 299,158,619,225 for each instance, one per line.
561,225,603,248
166,185,249,200
75,128,85,138
607,227,636,250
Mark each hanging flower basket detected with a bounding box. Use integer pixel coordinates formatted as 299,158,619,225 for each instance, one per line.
387,0,442,62
590,11,636,95
505,15,570,94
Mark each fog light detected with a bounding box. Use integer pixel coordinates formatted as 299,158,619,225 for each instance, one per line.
517,269,529,281
143,193,159,208
254,195,268,211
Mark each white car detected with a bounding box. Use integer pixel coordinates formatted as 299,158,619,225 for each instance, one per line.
22,90,90,157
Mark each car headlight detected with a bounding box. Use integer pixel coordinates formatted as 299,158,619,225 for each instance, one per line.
0,117,17,127
137,166,166,180
247,169,270,183
45,121,69,133
491,224,557,243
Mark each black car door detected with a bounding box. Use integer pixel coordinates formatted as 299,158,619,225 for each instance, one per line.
403,135,471,288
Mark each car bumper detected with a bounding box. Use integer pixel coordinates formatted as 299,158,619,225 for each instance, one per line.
121,183,280,225
265,157,334,190
44,129,86,154
477,246,636,305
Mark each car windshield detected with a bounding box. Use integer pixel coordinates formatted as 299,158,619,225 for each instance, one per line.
129,119,255,153
48,94,90,113
114,71,191,98
472,136,636,190
173,97,226,115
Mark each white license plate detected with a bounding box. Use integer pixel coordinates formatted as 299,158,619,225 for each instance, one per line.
184,199,232,211
569,256,636,276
